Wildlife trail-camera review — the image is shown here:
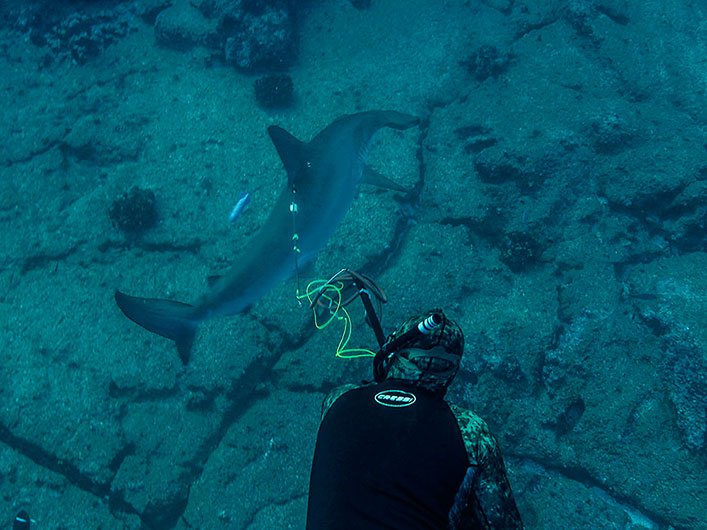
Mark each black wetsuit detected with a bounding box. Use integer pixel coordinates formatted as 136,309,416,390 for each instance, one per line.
306,381,524,530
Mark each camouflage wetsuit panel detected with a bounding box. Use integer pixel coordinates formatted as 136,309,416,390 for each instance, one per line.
320,383,359,419
448,403,524,530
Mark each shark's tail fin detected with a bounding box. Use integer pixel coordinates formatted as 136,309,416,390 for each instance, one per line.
114,290,198,364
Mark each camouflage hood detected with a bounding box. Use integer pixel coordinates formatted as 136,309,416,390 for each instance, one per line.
384,309,465,393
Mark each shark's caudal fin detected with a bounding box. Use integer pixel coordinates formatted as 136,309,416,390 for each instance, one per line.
114,291,198,364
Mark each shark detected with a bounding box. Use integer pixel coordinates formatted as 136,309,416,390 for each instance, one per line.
115,110,420,363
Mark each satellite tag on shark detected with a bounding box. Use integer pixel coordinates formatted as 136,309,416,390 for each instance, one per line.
115,110,420,363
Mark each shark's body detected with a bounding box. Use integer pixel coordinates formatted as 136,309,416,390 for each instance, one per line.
115,111,420,362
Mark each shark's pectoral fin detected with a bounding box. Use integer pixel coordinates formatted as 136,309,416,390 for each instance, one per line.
268,125,308,185
350,111,421,140
114,290,198,364
362,166,409,193
375,111,421,130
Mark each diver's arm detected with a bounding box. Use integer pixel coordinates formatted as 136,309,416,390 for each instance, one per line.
448,404,524,530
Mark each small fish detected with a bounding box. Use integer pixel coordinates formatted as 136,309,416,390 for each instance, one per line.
229,192,250,223
14,510,32,530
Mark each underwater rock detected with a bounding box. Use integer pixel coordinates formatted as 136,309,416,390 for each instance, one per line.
555,396,586,435
350,0,372,9
219,0,297,70
32,5,138,65
498,231,544,273
564,0,630,39
154,0,215,49
555,262,621,323
254,73,294,108
473,150,542,193
595,3,630,26
139,0,173,25
542,348,570,390
494,356,527,386
659,177,707,253
663,328,706,451
148,0,297,69
540,311,596,395
627,254,707,451
480,0,513,13
596,138,704,253
111,453,189,528
60,114,144,166
587,112,636,154
109,187,158,235
454,124,497,154
564,0,596,38
463,45,512,82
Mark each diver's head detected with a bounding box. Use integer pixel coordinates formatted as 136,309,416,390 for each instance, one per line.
375,309,464,393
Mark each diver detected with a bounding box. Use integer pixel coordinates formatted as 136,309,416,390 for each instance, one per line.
305,294,524,529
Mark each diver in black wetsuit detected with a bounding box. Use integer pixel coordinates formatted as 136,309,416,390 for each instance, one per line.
306,309,524,530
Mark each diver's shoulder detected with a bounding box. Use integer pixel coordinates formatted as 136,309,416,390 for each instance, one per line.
321,383,362,418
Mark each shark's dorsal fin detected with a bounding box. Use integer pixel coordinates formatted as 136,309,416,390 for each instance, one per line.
268,126,307,185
